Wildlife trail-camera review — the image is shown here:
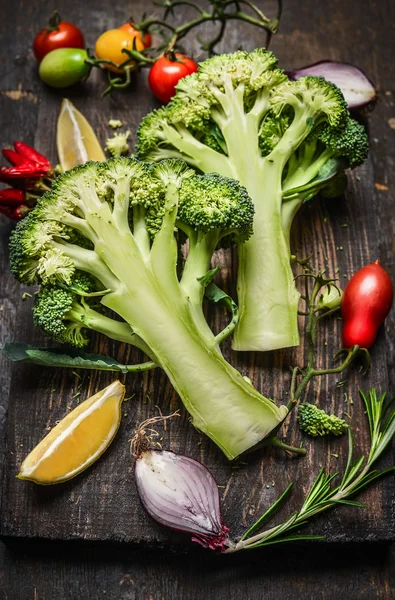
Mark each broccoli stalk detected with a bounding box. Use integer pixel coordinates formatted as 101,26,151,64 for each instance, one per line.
9,157,288,460
136,49,369,352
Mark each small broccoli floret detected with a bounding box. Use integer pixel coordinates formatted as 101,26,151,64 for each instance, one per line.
33,285,89,348
108,119,122,129
298,403,348,437
271,76,348,129
9,212,75,286
315,118,369,168
105,131,130,157
178,172,254,244
282,117,368,195
32,273,96,347
32,271,137,349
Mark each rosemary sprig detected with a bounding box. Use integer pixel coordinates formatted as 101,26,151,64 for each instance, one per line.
226,389,395,552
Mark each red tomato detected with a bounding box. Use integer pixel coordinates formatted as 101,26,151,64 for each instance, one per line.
341,260,393,349
119,22,152,49
148,54,198,104
33,18,85,62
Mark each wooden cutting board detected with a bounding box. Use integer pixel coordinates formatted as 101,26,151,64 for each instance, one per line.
0,1,394,549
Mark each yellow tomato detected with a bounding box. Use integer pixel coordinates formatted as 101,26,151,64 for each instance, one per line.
95,29,144,73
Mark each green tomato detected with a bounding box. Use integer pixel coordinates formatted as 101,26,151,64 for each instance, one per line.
39,48,90,88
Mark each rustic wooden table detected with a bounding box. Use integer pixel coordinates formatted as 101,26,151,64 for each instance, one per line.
1,0,394,598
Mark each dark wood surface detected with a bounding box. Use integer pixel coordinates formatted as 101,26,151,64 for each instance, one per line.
0,0,395,597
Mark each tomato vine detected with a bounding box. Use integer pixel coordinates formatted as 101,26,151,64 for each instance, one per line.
84,0,283,96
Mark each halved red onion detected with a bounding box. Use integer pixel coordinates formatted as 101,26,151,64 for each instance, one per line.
135,449,230,550
288,61,376,109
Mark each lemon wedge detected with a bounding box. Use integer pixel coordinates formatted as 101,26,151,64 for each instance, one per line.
17,380,125,485
57,98,106,171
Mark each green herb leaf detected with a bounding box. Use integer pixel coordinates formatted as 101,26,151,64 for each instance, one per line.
2,342,156,373
256,534,325,547
197,266,220,287
204,282,238,315
241,483,293,540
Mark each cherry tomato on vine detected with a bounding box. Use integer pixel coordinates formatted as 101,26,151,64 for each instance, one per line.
341,260,394,349
33,13,85,62
39,48,90,88
95,29,145,73
119,22,152,49
148,53,198,103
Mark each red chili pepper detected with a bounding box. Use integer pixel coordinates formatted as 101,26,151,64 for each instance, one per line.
0,163,48,181
11,204,30,220
2,149,32,167
0,202,30,220
0,188,25,206
13,141,52,170
341,260,394,349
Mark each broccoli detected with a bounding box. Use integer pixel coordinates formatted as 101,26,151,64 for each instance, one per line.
9,157,288,460
136,49,369,352
108,119,123,129
298,403,348,437
105,131,130,157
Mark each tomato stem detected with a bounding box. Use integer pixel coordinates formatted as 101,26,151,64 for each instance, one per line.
47,11,61,33
88,0,282,94
270,437,307,456
286,265,370,413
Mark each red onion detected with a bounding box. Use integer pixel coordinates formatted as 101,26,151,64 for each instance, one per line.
287,61,376,109
135,449,230,550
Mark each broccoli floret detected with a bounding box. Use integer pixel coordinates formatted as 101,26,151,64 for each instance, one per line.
270,76,348,128
298,403,348,437
105,131,130,157
316,119,369,169
178,172,253,241
136,49,368,353
33,282,88,348
32,273,143,350
283,119,369,194
9,157,287,460
108,119,122,129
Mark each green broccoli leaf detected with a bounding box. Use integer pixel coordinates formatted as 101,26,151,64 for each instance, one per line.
205,282,238,316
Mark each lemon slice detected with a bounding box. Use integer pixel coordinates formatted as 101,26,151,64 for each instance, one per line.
57,98,106,171
17,380,125,485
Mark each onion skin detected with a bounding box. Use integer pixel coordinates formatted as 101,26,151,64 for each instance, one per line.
135,449,230,551
341,261,394,349
287,61,377,110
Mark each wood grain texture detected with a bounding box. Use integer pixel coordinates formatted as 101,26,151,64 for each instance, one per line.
1,540,395,600
0,0,394,554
